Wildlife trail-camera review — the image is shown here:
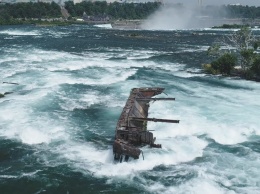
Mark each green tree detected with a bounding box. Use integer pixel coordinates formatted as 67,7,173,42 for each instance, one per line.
64,1,76,17
207,44,221,59
224,27,257,70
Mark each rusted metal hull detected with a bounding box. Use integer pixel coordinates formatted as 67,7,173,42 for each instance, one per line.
113,87,179,162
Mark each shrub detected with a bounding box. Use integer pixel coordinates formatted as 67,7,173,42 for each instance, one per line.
251,56,260,77
211,53,237,75
202,64,219,74
240,49,255,70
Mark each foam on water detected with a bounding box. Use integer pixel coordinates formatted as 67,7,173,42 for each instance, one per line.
0,175,18,179
0,48,143,89
94,24,113,29
0,29,40,36
53,135,207,178
0,93,68,145
57,90,118,111
204,28,240,32
180,45,209,53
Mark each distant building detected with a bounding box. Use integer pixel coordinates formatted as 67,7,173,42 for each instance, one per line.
82,10,110,21
229,3,242,6
38,0,53,3
15,0,31,2
80,0,162,3
109,0,160,2
73,0,82,4
0,0,18,3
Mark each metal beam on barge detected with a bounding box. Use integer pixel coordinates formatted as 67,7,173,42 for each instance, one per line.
129,117,180,123
135,98,175,101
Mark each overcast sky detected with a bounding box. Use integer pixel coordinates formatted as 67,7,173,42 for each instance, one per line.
164,0,260,6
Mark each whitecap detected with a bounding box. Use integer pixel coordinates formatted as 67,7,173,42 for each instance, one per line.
0,30,40,36
94,24,113,29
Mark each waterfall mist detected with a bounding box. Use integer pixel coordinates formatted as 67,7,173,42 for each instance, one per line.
141,3,229,30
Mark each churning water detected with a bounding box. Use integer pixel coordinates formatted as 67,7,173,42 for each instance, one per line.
0,25,260,194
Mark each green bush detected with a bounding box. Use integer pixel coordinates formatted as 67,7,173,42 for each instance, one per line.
202,64,220,75
251,56,260,77
211,53,237,75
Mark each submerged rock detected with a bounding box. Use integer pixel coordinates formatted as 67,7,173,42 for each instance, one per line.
0,92,13,98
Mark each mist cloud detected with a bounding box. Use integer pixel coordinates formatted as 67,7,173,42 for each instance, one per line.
140,4,231,30
164,0,260,6
141,4,198,30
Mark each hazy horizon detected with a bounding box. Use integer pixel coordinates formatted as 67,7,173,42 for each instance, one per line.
1,0,260,7
164,0,260,6
141,0,259,30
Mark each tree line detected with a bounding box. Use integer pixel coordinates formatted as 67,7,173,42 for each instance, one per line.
64,2,260,20
0,2,61,24
225,5,260,19
0,2,61,18
201,5,260,19
64,1,161,20
1,2,260,25
0,1,161,24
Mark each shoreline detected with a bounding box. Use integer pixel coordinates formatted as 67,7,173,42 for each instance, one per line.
0,19,145,30
1,19,260,31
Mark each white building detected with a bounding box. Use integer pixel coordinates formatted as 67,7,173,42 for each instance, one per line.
78,0,161,3
107,0,160,2
229,3,242,6
73,0,82,4
39,0,53,3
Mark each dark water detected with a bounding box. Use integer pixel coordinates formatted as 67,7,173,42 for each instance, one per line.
0,25,260,194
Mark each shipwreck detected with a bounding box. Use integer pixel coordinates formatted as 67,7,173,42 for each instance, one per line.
113,87,179,162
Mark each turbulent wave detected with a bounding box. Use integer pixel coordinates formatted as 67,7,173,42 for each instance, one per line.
0,29,40,36
0,25,260,193
94,24,113,29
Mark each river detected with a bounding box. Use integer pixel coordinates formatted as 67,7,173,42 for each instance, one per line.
0,25,260,194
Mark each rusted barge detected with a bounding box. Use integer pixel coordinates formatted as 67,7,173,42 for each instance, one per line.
113,87,179,162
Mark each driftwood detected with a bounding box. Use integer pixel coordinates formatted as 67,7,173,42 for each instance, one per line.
113,87,179,162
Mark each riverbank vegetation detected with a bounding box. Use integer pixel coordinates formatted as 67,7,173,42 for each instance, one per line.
201,4,260,19
212,24,250,29
0,2,61,25
0,2,60,18
2,2,260,26
0,1,161,25
64,1,161,20
203,27,260,81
